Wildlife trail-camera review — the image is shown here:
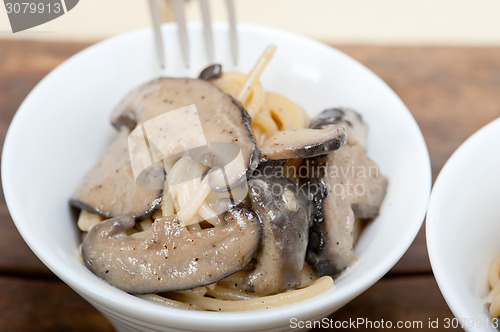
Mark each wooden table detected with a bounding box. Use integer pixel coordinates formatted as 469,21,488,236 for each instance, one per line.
1,40,499,331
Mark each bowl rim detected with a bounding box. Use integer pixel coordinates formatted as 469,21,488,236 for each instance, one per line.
2,22,432,329
426,117,500,331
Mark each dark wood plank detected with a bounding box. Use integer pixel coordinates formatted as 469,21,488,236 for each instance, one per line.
0,274,456,332
324,275,460,331
0,276,113,332
0,40,90,275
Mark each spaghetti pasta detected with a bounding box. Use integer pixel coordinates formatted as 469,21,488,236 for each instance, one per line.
163,276,333,312
486,254,500,318
212,44,310,145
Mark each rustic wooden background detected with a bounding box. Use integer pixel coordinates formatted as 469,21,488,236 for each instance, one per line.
1,40,500,331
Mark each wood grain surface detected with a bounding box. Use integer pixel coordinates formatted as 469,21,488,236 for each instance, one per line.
2,39,499,331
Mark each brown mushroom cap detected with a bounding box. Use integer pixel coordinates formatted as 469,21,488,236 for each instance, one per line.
306,108,388,276
70,130,163,218
82,206,262,294
110,78,259,190
244,169,310,296
306,145,388,276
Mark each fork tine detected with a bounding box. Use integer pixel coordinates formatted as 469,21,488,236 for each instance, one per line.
172,0,190,68
199,0,214,64
225,0,238,65
148,0,165,69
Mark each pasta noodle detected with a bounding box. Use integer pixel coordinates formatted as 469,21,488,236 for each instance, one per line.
486,254,500,318
162,276,333,312
212,44,310,145
77,45,333,311
136,293,201,310
77,210,103,232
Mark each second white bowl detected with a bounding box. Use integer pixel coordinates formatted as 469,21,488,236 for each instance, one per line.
427,118,500,332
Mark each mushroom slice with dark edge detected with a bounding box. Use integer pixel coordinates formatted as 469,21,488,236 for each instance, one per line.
82,206,261,294
198,64,222,81
70,130,163,218
259,125,346,160
306,108,388,276
244,165,310,296
110,78,259,189
310,107,366,146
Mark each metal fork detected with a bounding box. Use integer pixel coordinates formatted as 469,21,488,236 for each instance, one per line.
148,0,238,70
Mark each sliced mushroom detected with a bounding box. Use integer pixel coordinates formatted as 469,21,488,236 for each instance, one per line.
198,64,222,81
70,130,163,218
244,168,310,295
310,107,367,146
82,206,261,294
306,108,388,276
110,77,259,190
259,125,346,160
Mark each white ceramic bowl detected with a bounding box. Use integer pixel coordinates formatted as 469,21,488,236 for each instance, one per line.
2,23,431,332
427,118,500,332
